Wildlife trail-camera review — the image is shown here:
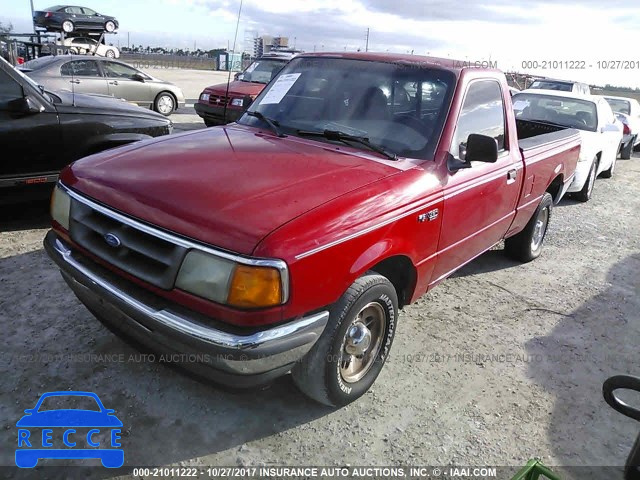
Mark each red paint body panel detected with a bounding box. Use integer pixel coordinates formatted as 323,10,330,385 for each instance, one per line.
58,54,581,327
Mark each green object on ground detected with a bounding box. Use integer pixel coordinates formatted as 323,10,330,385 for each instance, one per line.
511,459,562,480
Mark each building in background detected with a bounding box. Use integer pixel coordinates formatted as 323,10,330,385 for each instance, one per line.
252,35,296,58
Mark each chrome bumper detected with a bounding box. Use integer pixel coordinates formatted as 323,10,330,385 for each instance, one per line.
44,231,329,386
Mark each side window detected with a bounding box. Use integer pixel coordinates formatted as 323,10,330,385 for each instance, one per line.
65,7,83,14
101,62,140,79
60,60,101,77
0,69,23,106
82,7,97,15
451,80,506,160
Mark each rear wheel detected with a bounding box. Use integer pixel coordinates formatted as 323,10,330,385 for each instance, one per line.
292,273,398,407
574,158,597,202
62,20,74,32
105,49,116,58
504,192,553,262
154,92,175,116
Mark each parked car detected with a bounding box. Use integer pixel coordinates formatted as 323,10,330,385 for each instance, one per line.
20,55,185,115
0,57,172,205
44,53,580,407
194,52,293,126
604,95,640,159
34,5,119,33
58,37,120,58
513,89,622,201
528,78,590,95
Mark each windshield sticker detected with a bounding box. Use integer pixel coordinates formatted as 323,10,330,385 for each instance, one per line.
259,73,301,105
513,100,529,111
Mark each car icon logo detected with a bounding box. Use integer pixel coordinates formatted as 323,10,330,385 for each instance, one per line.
104,233,121,248
16,391,124,468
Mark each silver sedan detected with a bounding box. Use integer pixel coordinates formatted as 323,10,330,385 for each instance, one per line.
20,55,185,116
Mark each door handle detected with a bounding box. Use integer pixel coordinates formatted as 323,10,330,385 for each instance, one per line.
507,169,517,182
69,79,80,84
108,81,118,85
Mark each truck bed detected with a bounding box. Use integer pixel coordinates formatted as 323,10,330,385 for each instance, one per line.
516,118,581,152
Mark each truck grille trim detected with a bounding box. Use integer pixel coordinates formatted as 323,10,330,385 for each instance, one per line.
69,200,188,290
208,94,230,105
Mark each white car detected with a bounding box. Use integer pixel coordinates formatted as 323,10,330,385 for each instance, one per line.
58,37,120,58
603,95,640,159
528,78,591,95
512,89,622,202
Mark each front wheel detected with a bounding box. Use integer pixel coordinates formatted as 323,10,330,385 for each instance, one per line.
154,92,175,116
504,192,553,263
292,273,398,407
105,21,116,32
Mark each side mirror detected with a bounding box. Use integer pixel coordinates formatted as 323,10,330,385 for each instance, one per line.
7,96,44,115
132,73,145,82
465,133,499,163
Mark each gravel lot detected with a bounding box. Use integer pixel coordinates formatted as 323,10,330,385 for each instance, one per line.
1,85,639,478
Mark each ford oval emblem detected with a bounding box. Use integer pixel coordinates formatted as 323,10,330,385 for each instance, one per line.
104,232,122,248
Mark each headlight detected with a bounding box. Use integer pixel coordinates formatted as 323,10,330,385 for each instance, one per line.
200,93,210,101
50,185,71,230
175,250,284,308
231,98,243,107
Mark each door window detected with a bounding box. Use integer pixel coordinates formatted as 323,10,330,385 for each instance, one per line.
101,62,141,79
451,80,506,160
60,60,102,77
0,69,23,106
65,6,83,14
81,7,97,15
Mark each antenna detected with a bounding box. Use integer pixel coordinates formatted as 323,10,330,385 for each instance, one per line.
223,0,243,123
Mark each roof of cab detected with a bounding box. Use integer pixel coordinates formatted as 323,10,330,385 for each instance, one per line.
294,51,499,75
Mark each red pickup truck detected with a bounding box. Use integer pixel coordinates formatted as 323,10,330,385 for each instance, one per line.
45,53,580,406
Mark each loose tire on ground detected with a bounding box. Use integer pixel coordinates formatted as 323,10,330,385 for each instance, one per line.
292,273,399,407
504,192,553,263
574,158,597,202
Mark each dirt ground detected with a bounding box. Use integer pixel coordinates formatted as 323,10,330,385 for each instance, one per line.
1,145,639,479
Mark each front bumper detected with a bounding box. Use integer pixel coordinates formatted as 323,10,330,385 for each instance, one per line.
194,102,244,125
44,231,329,387
567,159,593,193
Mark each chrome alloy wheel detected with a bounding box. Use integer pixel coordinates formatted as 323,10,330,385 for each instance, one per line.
340,302,386,383
531,207,549,252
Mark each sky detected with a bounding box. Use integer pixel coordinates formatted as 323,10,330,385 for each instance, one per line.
2,0,640,88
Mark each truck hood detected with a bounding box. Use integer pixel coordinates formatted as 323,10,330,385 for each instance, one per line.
52,90,169,120
62,125,399,254
205,80,265,97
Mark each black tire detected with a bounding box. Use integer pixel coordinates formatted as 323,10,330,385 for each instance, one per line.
105,21,116,32
62,20,74,33
621,136,635,160
292,273,399,407
574,158,597,202
153,92,175,116
68,47,79,54
504,192,553,263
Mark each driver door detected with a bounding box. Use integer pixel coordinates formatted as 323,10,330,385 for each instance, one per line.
101,61,151,106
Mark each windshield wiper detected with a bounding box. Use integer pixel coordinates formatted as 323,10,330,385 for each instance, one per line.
297,129,398,160
246,110,285,137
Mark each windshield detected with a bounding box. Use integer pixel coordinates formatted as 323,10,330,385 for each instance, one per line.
513,93,597,131
238,57,456,159
529,80,573,92
605,98,631,115
38,395,101,412
239,58,288,84
20,56,56,71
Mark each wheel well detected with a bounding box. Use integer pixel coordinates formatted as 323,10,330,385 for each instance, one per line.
368,255,416,308
546,175,564,203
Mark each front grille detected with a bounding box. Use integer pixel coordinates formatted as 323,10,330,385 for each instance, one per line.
69,200,188,290
208,94,230,106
